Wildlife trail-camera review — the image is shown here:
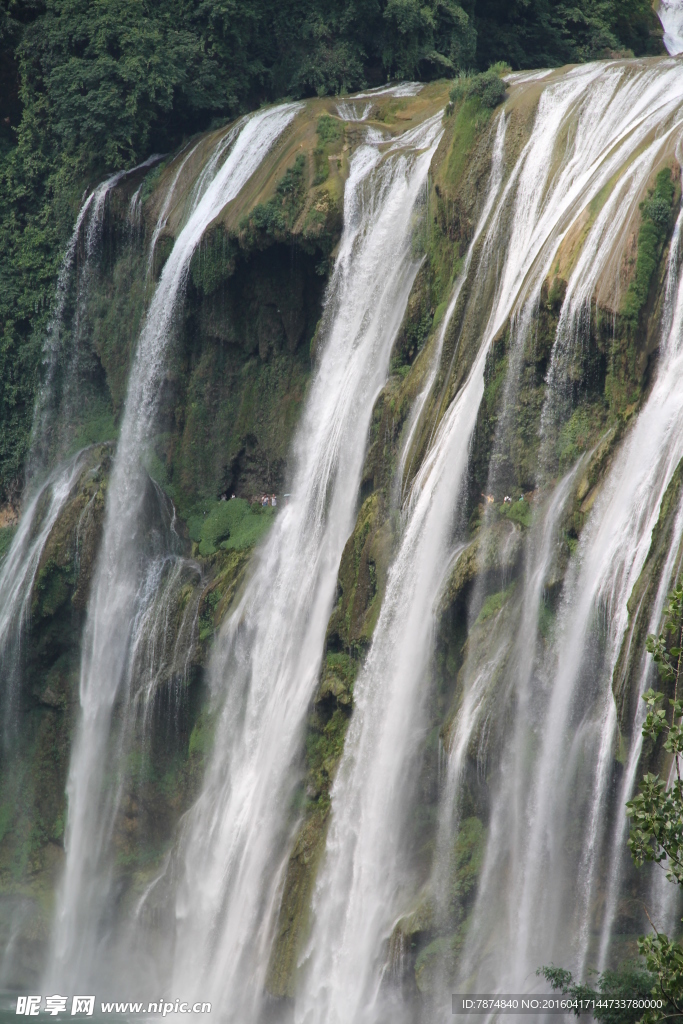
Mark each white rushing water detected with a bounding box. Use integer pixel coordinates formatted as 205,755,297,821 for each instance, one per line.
169,114,443,1021
397,113,507,503
659,0,683,55
0,161,132,745
596,208,683,969
12,58,683,1019
337,84,423,121
0,452,91,744
449,66,683,998
296,59,683,1022
30,155,162,481
47,102,301,991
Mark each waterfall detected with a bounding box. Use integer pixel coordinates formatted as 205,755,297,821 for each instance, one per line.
0,452,91,745
446,65,683,997
396,113,507,504
0,154,144,743
30,155,161,482
660,0,683,55
5,55,683,1019
168,113,443,1021
46,102,301,991
296,59,683,1022
596,208,683,969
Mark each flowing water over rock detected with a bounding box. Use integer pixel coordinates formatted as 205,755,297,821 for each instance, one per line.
660,0,683,55
168,112,443,1023
5,59,683,1022
437,63,683,1003
46,103,301,991
298,59,683,1021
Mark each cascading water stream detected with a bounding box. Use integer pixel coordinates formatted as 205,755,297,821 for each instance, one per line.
449,67,683,999
168,113,443,1022
0,152,153,745
397,113,507,503
46,102,301,992
6,56,683,1019
336,83,423,122
0,451,91,744
298,59,683,1024
660,0,683,55
30,155,161,482
596,207,683,969
0,163,159,985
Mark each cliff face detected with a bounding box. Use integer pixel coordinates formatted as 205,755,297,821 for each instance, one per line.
0,66,680,997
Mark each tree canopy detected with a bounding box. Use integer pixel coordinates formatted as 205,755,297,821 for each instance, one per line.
0,0,665,500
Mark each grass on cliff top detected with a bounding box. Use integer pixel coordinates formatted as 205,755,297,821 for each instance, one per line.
448,66,509,110
187,497,276,556
313,114,344,186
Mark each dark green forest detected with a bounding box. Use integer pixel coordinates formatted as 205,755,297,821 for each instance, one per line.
0,0,664,502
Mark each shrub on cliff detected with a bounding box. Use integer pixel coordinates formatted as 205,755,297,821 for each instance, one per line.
449,67,508,108
543,580,683,1022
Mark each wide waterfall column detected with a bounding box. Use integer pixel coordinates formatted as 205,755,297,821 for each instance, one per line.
297,59,683,1024
170,112,444,1023
47,103,301,992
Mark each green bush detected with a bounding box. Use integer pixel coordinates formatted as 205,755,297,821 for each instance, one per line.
316,114,344,145
241,154,308,241
449,68,508,109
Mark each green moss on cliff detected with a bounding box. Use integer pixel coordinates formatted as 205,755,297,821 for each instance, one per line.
187,497,275,557
240,154,308,246
621,168,676,326
0,525,17,560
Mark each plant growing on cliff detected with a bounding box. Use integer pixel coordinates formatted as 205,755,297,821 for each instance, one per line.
539,963,659,1024
543,579,683,1021
624,580,683,1018
621,169,676,328
449,66,509,109
240,154,308,243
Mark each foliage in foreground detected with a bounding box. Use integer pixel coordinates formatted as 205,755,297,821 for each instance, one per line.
539,963,659,1024
543,581,683,1021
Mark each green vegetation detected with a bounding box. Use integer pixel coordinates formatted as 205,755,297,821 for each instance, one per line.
621,169,676,327
240,154,308,243
264,647,358,996
0,525,16,560
544,580,683,1021
448,66,508,109
473,0,662,70
475,582,515,624
0,0,665,500
413,817,487,993
540,963,659,1023
313,114,344,185
558,404,605,470
187,498,275,557
500,497,532,529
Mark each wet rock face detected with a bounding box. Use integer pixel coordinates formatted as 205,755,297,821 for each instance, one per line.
0,445,112,986
2,74,683,1001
